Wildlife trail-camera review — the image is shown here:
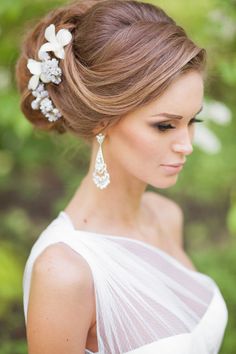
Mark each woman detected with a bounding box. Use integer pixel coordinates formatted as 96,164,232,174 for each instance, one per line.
16,0,228,353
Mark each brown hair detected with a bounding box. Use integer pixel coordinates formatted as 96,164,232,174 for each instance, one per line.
15,0,206,143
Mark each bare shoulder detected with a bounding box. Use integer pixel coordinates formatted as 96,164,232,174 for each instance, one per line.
27,243,95,354
33,242,93,286
143,191,184,248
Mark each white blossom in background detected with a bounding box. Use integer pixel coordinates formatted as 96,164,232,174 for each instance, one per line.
193,100,232,154
208,9,236,41
199,101,232,125
0,67,11,90
194,124,222,154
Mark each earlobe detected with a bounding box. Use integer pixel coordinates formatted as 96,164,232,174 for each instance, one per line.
92,119,110,137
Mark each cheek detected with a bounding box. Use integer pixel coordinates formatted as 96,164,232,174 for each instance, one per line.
110,123,163,169
124,126,155,156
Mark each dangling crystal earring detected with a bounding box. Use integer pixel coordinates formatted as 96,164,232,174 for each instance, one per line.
92,133,110,189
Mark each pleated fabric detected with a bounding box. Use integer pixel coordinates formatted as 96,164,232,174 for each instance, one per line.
23,211,228,354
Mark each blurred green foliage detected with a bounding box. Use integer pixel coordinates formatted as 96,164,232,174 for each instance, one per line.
0,0,235,353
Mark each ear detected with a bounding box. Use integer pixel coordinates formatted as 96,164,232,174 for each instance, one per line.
92,119,111,137
92,115,123,137
92,124,107,137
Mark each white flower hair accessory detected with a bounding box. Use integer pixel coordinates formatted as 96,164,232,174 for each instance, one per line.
27,24,72,122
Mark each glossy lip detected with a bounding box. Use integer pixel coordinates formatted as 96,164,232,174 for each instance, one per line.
161,162,185,167
160,163,184,174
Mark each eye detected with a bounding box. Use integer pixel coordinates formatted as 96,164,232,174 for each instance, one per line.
155,123,175,132
153,117,204,132
188,117,204,128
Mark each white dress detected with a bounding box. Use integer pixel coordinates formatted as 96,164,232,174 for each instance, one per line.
23,211,228,354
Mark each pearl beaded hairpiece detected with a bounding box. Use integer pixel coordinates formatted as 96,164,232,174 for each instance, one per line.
27,24,72,122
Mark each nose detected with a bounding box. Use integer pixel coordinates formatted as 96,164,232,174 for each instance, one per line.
172,131,193,156
173,143,193,155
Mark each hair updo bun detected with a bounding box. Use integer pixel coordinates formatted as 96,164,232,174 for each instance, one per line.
16,0,206,143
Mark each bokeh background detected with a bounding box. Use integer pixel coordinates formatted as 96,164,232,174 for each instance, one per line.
0,0,235,353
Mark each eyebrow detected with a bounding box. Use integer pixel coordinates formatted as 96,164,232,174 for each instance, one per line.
150,106,203,119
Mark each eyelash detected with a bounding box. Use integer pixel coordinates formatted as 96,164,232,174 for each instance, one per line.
154,118,203,132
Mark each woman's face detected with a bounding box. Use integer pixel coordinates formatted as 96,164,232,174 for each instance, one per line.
105,70,204,189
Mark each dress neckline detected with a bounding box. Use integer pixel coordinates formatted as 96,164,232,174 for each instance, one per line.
59,211,214,281
57,211,221,354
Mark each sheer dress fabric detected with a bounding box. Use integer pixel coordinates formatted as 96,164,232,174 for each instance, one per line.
23,211,228,354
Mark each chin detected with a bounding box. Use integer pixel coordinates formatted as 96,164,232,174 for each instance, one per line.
148,176,178,189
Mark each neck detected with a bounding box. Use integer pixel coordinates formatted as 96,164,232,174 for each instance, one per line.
64,154,148,235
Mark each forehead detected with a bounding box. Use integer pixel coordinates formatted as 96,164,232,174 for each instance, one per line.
145,71,204,116
109,70,204,133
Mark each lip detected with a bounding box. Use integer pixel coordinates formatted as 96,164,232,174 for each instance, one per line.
161,163,185,167
160,163,184,174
